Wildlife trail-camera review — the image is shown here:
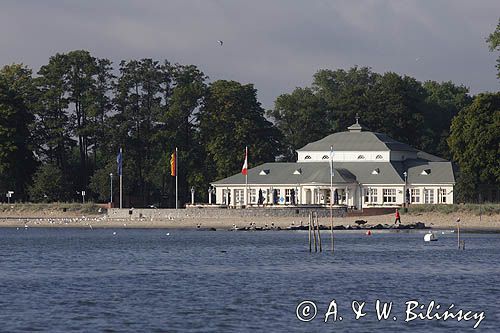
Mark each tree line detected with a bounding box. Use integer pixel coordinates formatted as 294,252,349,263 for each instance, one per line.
0,52,279,206
0,20,499,205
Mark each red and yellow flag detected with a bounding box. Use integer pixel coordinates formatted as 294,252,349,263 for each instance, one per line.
170,151,176,176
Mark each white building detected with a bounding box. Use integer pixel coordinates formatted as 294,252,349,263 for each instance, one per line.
211,118,455,209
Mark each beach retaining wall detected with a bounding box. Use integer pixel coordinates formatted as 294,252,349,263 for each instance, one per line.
108,206,347,219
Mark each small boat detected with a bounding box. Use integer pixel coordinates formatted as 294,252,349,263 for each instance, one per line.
424,232,438,242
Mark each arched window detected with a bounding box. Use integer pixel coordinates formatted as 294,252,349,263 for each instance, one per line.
322,155,329,160
376,155,383,159
305,155,311,160
357,155,365,159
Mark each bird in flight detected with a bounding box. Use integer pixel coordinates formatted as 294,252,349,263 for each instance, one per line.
218,40,223,46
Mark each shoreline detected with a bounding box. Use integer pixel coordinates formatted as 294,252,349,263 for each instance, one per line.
1,211,499,233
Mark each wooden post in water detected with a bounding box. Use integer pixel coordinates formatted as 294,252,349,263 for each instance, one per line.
330,205,334,254
329,145,335,254
308,213,312,252
456,218,461,250
312,213,318,252
316,212,322,252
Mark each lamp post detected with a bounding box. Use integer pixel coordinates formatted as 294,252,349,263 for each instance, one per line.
208,187,214,205
191,187,195,205
403,171,408,212
110,173,113,206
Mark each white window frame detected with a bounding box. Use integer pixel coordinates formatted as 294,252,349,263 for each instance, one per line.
222,189,230,205
383,188,396,203
364,188,370,203
364,188,378,204
371,189,378,203
411,188,420,203
439,189,447,203
424,189,434,204
235,189,244,205
249,189,257,204
285,189,292,204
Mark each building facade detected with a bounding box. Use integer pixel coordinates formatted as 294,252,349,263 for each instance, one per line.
211,119,455,209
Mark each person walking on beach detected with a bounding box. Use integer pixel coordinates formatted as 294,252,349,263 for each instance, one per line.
394,208,401,224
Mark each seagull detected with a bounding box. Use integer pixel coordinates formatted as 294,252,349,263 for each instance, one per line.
217,40,223,46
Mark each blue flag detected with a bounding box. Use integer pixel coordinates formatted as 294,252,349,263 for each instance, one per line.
117,148,122,176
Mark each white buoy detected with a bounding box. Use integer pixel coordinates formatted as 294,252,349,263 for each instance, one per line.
424,232,438,242
166,232,170,236
113,231,117,235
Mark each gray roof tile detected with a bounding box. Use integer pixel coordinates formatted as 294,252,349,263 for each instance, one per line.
212,160,455,186
298,131,417,152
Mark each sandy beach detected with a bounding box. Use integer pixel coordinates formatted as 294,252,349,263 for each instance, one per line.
1,210,499,231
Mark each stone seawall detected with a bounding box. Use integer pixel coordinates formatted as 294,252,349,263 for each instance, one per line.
108,206,347,219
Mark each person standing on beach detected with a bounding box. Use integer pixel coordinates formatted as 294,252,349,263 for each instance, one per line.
394,208,401,224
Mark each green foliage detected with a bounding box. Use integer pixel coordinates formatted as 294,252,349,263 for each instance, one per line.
199,80,281,180
268,87,328,161
113,58,170,205
35,50,115,195
0,39,496,206
405,203,500,216
28,163,71,202
271,67,470,159
448,93,500,201
0,64,37,199
89,163,115,202
422,81,472,158
487,18,500,80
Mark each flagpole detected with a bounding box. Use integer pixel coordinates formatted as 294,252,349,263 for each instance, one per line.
245,146,248,206
330,145,334,254
175,147,178,209
119,147,123,209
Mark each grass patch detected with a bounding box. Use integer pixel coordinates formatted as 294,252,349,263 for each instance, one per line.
405,204,500,216
0,202,106,214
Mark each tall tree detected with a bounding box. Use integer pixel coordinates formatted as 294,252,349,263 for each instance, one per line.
164,64,207,205
313,66,378,132
113,59,170,206
448,93,500,201
487,18,500,80
422,81,472,158
35,53,73,172
199,80,281,181
365,72,427,149
0,64,37,200
272,66,468,159
268,87,328,161
35,50,114,196
65,50,101,189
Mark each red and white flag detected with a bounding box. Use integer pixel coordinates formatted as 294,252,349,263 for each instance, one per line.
241,146,248,175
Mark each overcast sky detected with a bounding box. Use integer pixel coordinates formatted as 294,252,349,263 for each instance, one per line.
1,0,499,109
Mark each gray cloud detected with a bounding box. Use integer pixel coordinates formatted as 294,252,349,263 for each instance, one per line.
1,0,498,109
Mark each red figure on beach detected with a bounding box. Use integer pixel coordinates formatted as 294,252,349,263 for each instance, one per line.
394,209,401,224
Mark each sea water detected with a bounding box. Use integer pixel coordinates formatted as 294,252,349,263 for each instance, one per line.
0,228,498,332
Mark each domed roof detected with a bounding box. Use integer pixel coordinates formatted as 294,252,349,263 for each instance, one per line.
298,117,417,152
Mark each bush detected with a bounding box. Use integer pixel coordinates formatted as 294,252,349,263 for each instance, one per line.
405,204,500,216
27,163,71,202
